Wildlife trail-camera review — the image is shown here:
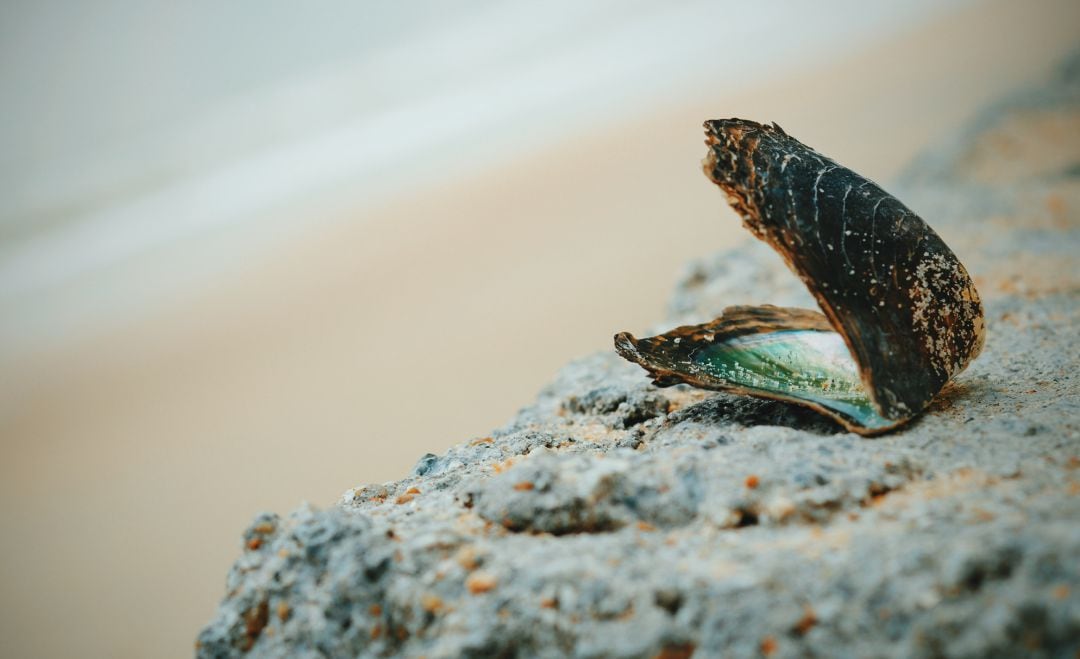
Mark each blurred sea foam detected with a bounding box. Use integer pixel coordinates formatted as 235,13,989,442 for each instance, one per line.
0,0,968,363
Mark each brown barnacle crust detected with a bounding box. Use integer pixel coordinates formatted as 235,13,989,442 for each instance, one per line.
701,119,984,420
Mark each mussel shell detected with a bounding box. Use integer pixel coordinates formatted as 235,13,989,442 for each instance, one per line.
614,120,985,434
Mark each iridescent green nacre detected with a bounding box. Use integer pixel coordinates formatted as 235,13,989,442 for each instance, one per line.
689,330,893,431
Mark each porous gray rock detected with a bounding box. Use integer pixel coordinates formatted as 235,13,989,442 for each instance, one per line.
197,58,1080,658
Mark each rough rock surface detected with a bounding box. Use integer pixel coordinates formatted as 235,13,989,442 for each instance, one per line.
198,59,1080,658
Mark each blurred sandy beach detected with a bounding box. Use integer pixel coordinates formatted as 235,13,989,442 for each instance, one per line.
1,1,1077,656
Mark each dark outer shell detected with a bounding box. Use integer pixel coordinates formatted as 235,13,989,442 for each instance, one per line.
702,119,984,420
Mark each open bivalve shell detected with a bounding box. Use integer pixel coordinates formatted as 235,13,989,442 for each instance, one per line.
615,119,985,435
